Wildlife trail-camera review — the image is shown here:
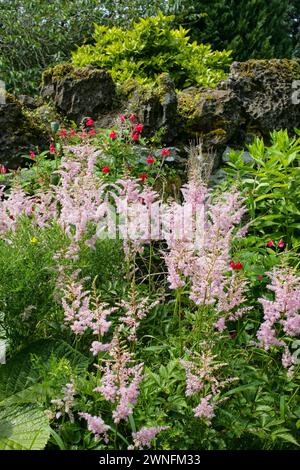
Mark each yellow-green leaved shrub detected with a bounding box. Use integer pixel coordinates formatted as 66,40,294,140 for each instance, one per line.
72,13,232,89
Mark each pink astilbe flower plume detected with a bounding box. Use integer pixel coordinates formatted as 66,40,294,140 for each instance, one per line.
257,267,300,375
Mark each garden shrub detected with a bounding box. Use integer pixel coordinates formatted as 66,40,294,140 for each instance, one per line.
72,13,232,90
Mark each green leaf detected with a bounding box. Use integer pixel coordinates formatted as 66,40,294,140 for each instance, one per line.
0,403,50,450
0,339,89,401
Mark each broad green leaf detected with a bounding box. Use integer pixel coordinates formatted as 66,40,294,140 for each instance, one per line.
0,403,50,450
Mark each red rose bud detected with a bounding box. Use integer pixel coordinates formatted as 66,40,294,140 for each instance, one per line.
129,113,136,122
267,240,275,248
29,151,36,159
85,118,94,126
229,260,235,269
161,148,171,156
89,128,95,136
0,165,7,174
102,166,110,174
49,144,55,154
120,114,126,123
258,275,264,280
278,239,285,249
109,130,117,139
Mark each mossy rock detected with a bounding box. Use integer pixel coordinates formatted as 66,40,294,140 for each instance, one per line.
127,73,178,145
41,64,117,123
0,93,49,168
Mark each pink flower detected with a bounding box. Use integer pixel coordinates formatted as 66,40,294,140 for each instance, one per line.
29,150,36,159
81,132,87,139
79,412,110,442
0,165,7,174
134,123,143,133
214,317,226,332
102,166,110,174
109,130,117,139
131,132,139,141
161,148,171,156
278,239,285,249
70,129,77,137
49,144,55,154
89,128,95,136
193,395,215,424
85,118,94,126
129,113,136,122
120,114,126,123
131,426,169,450
267,240,275,248
147,156,155,164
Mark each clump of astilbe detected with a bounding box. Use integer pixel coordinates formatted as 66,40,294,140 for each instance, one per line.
94,334,144,424
55,146,107,245
118,287,161,341
214,273,253,332
111,178,160,259
163,179,248,312
257,267,300,376
128,426,169,450
50,380,76,422
181,347,238,425
59,270,116,340
0,184,34,233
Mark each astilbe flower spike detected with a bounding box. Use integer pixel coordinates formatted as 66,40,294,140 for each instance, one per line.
257,267,300,375
181,347,237,425
79,412,110,443
129,426,169,450
94,334,144,424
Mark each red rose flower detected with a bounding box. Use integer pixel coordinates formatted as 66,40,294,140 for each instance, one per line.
229,260,235,269
49,144,55,154
131,132,139,141
85,118,94,126
89,128,95,136
161,148,171,156
109,130,117,139
147,156,155,164
278,239,285,249
129,113,136,122
29,150,36,159
59,129,67,138
120,114,126,123
134,123,143,133
102,166,110,174
235,261,243,270
267,240,275,248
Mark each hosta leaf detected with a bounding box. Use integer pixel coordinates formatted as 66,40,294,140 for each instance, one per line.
0,403,50,450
